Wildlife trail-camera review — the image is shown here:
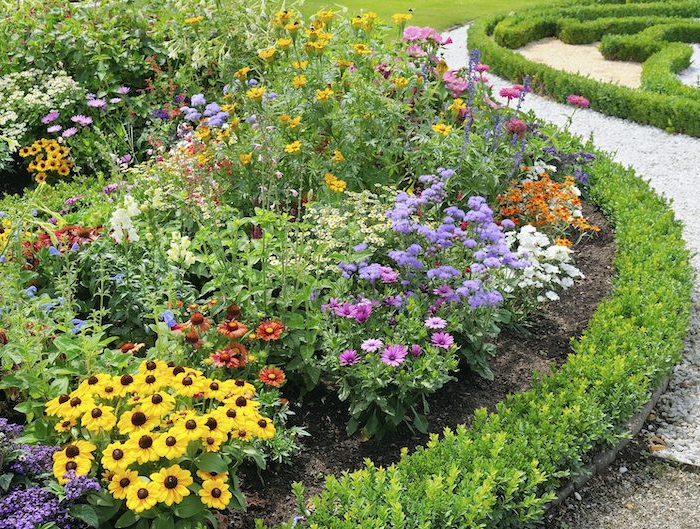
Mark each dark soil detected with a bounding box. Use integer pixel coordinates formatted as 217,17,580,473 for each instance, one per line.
228,203,616,529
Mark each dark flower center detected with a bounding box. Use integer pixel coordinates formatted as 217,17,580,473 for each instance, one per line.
65,445,80,458
146,361,157,371
164,476,178,489
235,396,247,407
185,419,197,430
191,313,204,325
211,488,222,498
61,420,71,428
206,437,215,445
137,488,149,500
119,478,131,488
58,394,70,404
91,408,102,418
138,435,153,449
258,419,267,428
235,380,245,387
105,386,114,394
182,376,193,386
131,412,147,426
167,361,175,368
226,409,237,419
151,394,163,404
205,418,218,430
145,375,156,384
165,436,177,447
70,397,81,407
66,461,78,471
185,332,199,343
87,376,99,385
113,449,124,460
210,382,219,391
172,366,185,376
120,374,133,385
238,429,247,438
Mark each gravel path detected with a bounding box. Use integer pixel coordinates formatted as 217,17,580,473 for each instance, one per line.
441,25,700,466
678,43,700,88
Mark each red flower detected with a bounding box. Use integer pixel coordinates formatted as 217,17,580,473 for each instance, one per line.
256,320,285,341
259,367,285,387
217,320,248,339
187,312,210,333
210,343,248,368
120,342,145,354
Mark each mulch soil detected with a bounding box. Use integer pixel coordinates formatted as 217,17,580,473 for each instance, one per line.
228,202,616,529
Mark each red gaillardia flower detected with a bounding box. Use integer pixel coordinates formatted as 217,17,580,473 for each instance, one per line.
187,312,210,333
259,367,285,387
256,320,285,341
210,343,248,368
217,320,248,339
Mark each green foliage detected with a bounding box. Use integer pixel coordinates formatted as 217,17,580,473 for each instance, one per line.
275,128,693,528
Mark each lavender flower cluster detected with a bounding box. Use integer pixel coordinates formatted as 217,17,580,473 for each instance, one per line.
8,443,58,476
0,487,83,529
62,470,101,501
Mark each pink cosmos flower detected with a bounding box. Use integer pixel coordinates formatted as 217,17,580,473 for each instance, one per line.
566,94,590,108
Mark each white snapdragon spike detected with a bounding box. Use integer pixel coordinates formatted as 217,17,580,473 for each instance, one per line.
109,195,140,243
505,224,583,303
166,232,196,267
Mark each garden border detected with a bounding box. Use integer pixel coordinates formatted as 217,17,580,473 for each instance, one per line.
468,1,700,137
271,134,694,528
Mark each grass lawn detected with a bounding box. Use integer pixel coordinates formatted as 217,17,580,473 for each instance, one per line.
298,0,543,29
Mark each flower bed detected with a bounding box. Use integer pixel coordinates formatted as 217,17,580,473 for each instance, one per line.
0,2,692,529
469,0,700,135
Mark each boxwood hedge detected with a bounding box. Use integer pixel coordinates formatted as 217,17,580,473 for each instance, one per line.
269,127,693,528
476,0,700,136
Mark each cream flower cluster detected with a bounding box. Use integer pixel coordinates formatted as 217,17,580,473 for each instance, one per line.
166,232,196,267
109,195,141,244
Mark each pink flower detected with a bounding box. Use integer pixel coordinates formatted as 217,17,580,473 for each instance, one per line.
403,26,433,41
339,349,360,366
505,118,528,138
424,317,447,329
476,63,490,73
443,70,469,97
431,332,454,349
47,125,62,133
380,344,407,366
499,86,521,100
361,339,383,352
484,96,503,110
406,44,427,57
566,94,590,108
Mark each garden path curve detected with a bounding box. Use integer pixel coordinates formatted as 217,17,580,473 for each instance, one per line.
442,25,700,467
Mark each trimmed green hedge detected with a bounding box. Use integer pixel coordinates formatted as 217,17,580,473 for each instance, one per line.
270,133,693,528
481,0,700,135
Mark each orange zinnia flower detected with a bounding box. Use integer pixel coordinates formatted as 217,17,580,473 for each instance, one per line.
256,320,285,341
259,367,285,387
217,320,248,339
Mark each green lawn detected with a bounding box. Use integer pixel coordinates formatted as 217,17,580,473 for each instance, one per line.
298,0,543,30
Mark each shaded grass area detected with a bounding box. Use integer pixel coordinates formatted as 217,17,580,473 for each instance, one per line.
297,0,543,30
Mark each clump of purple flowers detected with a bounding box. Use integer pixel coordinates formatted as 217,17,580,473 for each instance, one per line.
62,471,101,501
339,349,360,366
380,344,408,366
0,487,81,529
8,444,58,476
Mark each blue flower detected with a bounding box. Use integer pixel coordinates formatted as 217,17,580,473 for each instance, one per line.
48,246,61,256
24,286,37,297
190,94,206,107
161,310,177,329
70,242,79,252
70,318,88,334
109,273,125,283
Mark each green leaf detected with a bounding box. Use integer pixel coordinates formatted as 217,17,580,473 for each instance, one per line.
0,473,13,492
413,410,428,434
69,504,100,528
114,510,139,528
173,495,205,518
152,516,175,529
195,452,229,473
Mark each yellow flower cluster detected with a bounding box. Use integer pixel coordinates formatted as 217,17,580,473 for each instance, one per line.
184,16,204,25
19,138,72,182
47,360,274,513
324,172,347,192
350,11,378,32
431,123,453,136
391,12,414,25
0,218,13,249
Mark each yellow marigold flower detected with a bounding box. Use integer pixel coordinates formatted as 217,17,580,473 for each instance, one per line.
315,87,334,102
240,152,253,166
278,114,290,124
332,149,344,162
284,140,302,154
324,172,347,192
432,123,453,136
392,12,414,24
108,470,139,500
316,10,335,23
234,66,251,79
277,38,292,50
337,59,354,69
258,47,276,61
351,43,372,55
199,479,232,510
150,465,193,506
274,9,293,23
292,74,307,88
449,98,467,112
195,126,210,140
126,481,160,513
184,16,204,25
555,238,574,247
393,77,409,88
292,60,309,70
246,87,265,102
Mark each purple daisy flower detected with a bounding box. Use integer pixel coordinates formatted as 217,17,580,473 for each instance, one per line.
431,332,454,349
71,114,93,127
41,111,59,124
117,85,131,94
109,97,122,104
87,98,107,110
339,349,360,366
410,344,423,357
424,317,447,329
381,344,407,366
62,127,78,138
46,125,62,133
361,338,383,352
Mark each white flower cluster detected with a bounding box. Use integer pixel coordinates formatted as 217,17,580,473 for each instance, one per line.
505,225,583,303
109,195,141,244
0,69,82,148
166,232,196,267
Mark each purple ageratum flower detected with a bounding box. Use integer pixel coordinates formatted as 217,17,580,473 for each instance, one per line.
185,111,201,122
47,125,62,133
203,102,221,117
87,98,107,110
0,418,23,438
361,338,383,352
425,316,447,329
62,127,78,138
353,243,368,252
410,344,422,357
117,86,131,94
339,349,360,366
381,344,407,366
41,111,59,124
71,115,93,127
426,265,460,280
431,332,454,349
190,94,206,106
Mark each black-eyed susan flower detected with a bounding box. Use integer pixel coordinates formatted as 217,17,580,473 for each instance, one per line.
139,391,176,416
150,464,193,506
114,373,137,396
102,441,134,470
45,393,71,417
153,430,189,460
53,454,92,484
117,408,160,435
246,87,265,102
247,417,276,440
62,394,95,420
81,405,117,433
199,479,232,510
54,419,76,433
172,371,206,397
133,371,164,394
108,469,139,500
172,413,206,441
221,378,256,398
126,433,161,464
126,481,160,513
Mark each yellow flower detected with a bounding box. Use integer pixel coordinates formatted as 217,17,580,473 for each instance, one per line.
351,43,372,55
247,417,276,440
246,87,265,102
336,59,354,69
285,21,302,33
184,16,204,25
258,47,276,61
150,465,193,506
81,405,117,433
126,433,161,464
292,60,309,70
315,88,334,102
284,140,302,154
197,470,228,481
393,77,409,88
108,470,139,500
199,479,232,510
436,60,449,77
35,172,48,184
240,152,253,166
172,371,206,397
292,74,307,88
392,13,413,24
53,456,91,484
202,433,225,452
153,430,189,460
324,172,347,193
54,419,76,433
117,408,160,436
62,394,94,420
449,98,467,112
139,391,175,417
277,38,292,50
126,481,161,513
332,149,344,162
234,66,251,79
102,441,134,471
45,394,71,417
288,116,302,129
316,9,336,23
171,413,207,441
432,123,453,136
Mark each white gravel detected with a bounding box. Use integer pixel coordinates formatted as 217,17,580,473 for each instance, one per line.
678,43,700,88
442,25,700,466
